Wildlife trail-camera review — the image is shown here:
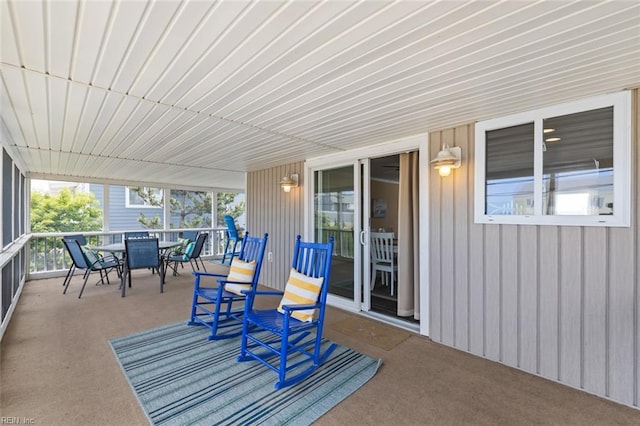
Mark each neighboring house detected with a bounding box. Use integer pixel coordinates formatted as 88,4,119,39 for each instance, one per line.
90,184,163,231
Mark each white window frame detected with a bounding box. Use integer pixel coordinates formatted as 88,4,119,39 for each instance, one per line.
125,186,163,208
474,91,631,227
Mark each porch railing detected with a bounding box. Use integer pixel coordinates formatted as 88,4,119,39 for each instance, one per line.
318,228,355,259
29,227,227,279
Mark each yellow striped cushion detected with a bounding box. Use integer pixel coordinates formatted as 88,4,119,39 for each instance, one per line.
224,259,256,296
278,268,324,322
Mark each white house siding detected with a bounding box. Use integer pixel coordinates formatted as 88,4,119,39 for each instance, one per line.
246,161,304,291
428,89,639,409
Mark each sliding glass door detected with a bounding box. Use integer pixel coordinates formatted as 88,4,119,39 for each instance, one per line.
313,163,363,310
306,137,423,330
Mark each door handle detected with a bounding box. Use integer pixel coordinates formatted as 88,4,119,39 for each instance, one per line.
359,230,366,246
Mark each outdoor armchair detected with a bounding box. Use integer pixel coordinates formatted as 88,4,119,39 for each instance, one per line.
62,238,122,298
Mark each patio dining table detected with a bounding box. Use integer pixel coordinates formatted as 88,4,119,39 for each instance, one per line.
92,240,181,255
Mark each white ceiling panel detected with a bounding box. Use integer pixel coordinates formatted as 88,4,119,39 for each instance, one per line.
1,0,638,191
72,0,113,84
90,4,141,89
47,0,77,78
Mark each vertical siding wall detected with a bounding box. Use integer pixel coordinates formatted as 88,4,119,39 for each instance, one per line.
246,161,304,290
429,90,639,409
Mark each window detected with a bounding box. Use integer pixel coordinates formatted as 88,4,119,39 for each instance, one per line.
475,91,631,227
126,186,163,208
169,190,212,229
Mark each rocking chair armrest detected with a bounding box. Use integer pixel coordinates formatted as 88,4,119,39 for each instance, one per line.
243,289,284,297
280,303,319,313
216,279,251,285
191,271,226,278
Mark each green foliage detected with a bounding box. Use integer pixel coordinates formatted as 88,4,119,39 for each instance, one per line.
30,188,102,232
316,211,336,229
129,187,244,229
129,186,163,206
170,190,213,228
137,213,163,229
128,186,164,229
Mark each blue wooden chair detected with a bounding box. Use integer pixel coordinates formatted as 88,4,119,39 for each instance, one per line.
237,236,335,389
221,215,241,265
122,238,164,297
164,233,208,277
62,238,122,298
188,232,268,340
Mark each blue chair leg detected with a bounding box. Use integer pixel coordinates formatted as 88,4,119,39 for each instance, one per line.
222,239,231,264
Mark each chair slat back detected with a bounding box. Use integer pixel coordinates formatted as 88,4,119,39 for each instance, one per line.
291,235,334,304
370,232,395,263
62,238,89,269
237,232,269,283
125,238,160,269
224,215,239,239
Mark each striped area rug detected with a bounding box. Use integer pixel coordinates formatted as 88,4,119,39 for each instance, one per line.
109,321,382,426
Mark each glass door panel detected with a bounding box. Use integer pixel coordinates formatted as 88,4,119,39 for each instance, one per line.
314,166,356,302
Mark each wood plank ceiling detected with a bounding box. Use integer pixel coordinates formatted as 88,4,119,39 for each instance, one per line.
1,0,639,191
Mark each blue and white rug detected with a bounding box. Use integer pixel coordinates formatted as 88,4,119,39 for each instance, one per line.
109,321,382,425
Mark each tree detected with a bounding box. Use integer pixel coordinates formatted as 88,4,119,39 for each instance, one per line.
217,192,245,226
129,186,164,229
169,190,212,228
136,213,163,229
130,187,244,229
30,188,103,271
30,188,102,232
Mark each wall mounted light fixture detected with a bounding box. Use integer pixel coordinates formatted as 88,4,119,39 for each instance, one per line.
430,144,461,177
280,173,299,192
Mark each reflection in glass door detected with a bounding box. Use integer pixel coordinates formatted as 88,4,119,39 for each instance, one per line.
314,166,357,303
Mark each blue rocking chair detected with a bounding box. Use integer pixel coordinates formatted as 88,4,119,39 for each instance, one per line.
237,236,335,389
221,215,241,265
188,232,268,340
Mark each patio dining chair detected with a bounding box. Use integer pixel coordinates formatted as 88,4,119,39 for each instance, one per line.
188,232,268,340
61,234,87,288
237,235,334,389
122,237,164,297
62,238,122,298
164,232,208,277
181,230,198,242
